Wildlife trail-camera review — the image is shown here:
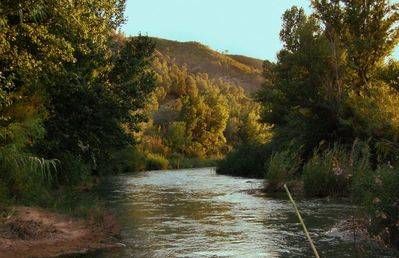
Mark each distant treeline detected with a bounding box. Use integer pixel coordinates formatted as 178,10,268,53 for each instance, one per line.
133,53,269,170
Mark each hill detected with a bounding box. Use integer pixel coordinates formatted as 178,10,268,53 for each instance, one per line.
152,38,264,93
227,55,264,71
134,37,269,166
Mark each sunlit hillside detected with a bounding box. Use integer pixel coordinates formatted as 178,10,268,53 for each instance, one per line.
153,38,264,93
135,39,269,168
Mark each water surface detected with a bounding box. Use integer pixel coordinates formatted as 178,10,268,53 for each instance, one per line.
91,168,395,257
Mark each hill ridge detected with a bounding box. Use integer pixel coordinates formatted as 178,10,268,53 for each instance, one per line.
151,37,264,93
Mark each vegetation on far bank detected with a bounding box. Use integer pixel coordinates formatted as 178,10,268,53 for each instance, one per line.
134,51,269,169
217,0,399,248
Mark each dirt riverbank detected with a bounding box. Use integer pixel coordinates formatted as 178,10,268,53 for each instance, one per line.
0,206,121,258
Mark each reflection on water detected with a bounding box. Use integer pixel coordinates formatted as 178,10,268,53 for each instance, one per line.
88,168,396,257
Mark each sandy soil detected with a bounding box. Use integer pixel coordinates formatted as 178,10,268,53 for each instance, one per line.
0,206,122,258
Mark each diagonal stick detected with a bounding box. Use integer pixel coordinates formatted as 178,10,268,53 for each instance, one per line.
284,184,320,258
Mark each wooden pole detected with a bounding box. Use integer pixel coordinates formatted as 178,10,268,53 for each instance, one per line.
284,184,320,258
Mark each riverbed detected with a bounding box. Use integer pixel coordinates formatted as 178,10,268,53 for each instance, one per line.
85,167,396,257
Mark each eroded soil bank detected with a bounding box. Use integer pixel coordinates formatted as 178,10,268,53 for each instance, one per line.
0,206,121,258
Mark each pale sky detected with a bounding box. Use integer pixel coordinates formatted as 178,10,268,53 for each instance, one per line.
122,0,399,61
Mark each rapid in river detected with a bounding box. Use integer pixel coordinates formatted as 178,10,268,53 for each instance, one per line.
82,168,396,257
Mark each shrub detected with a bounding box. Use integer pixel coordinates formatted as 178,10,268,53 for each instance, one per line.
265,146,302,192
302,145,352,197
0,149,57,205
348,83,399,143
127,148,148,172
216,144,270,178
58,153,91,186
169,153,217,169
46,187,106,220
353,165,399,247
0,181,10,205
101,146,147,174
145,153,169,170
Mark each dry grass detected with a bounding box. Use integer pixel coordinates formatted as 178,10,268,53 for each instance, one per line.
153,37,264,93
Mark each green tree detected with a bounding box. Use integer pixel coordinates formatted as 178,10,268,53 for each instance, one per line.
1,0,155,190
166,121,188,153
39,35,155,178
257,6,342,152
377,59,399,91
312,0,399,93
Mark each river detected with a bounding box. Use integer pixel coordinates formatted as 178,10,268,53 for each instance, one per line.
84,167,396,257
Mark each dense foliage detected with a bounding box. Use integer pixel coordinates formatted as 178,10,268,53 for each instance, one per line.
217,144,270,178
136,53,269,168
218,0,399,247
0,0,155,203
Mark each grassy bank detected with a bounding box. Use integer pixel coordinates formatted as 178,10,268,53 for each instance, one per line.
118,147,219,171
217,140,399,248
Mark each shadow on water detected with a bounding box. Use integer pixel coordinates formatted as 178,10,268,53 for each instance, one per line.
66,168,398,258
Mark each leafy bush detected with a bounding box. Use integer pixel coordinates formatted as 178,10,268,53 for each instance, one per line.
169,153,217,169
353,165,399,246
216,144,270,178
126,148,148,172
145,153,169,170
302,145,353,197
58,153,91,186
0,181,10,205
265,146,302,192
348,83,399,143
0,145,57,205
166,122,188,153
101,146,147,174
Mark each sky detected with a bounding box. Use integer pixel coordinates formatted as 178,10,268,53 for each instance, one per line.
122,0,399,61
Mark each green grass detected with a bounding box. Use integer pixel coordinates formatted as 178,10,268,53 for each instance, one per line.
145,153,169,170
46,187,106,221
265,146,302,192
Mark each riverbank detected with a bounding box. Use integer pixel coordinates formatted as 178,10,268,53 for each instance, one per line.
0,206,121,258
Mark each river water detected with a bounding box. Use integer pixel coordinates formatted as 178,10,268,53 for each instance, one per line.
89,167,396,257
